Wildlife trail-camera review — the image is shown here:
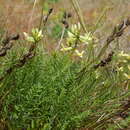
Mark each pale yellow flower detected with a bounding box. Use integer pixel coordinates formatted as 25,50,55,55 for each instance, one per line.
128,65,130,70
118,51,130,59
122,60,127,63
60,45,73,52
75,50,84,58
95,70,100,79
126,56,130,60
24,28,43,43
71,22,81,35
118,67,124,72
67,23,81,46
80,32,93,44
124,73,130,80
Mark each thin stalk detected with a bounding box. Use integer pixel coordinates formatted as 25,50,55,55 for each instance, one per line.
92,7,111,34
70,0,87,32
39,7,44,30
56,27,66,50
28,0,38,32
74,0,87,32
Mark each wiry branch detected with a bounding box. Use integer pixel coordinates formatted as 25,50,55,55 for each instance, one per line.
94,51,114,69
0,44,36,82
98,17,130,58
0,34,19,57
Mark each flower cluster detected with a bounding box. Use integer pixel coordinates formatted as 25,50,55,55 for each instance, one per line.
66,22,81,46
24,28,43,43
116,51,130,80
61,23,94,58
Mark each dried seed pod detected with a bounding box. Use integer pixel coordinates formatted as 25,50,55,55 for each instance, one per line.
48,8,53,15
94,51,114,69
10,34,20,40
63,12,72,19
2,37,10,45
43,8,53,26
119,112,129,119
0,49,6,56
67,12,72,18
62,20,69,28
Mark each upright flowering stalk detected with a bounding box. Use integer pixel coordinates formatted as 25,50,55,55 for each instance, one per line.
67,22,81,47
61,22,94,58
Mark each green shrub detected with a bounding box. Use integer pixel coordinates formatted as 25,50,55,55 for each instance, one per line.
0,1,130,129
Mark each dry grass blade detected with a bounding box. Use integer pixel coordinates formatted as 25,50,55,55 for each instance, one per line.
90,99,130,129
70,0,87,32
28,0,38,31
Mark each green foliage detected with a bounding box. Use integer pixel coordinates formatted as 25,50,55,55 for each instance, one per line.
0,1,130,130
0,44,130,129
51,24,62,39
